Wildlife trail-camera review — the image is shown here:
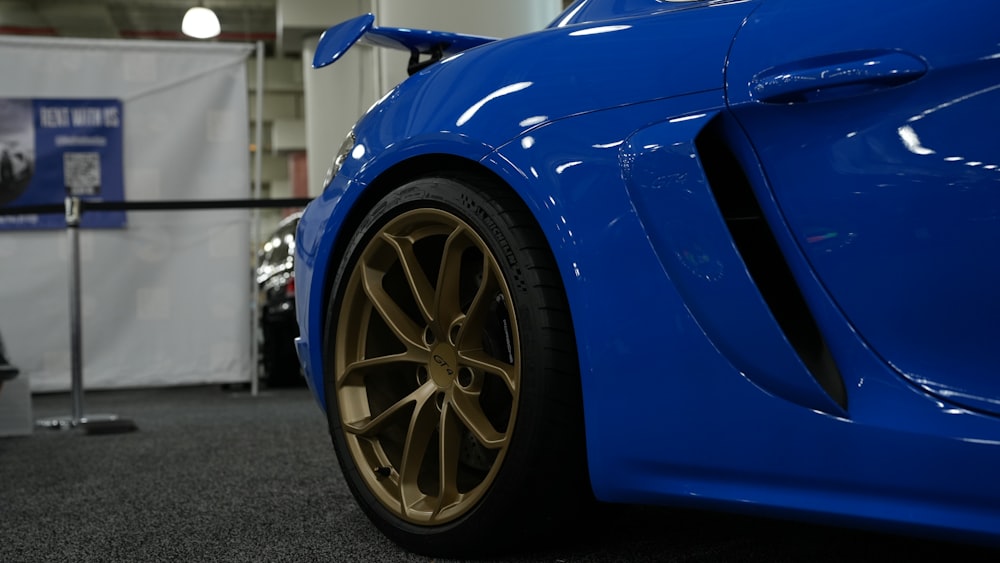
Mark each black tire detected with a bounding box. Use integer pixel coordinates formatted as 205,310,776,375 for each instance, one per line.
323,175,588,558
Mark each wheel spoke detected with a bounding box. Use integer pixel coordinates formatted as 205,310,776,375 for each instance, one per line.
450,386,506,448
339,350,425,387
342,380,434,437
398,384,441,516
381,233,437,325
361,261,426,350
434,403,464,516
459,350,517,394
434,225,473,332
455,261,499,347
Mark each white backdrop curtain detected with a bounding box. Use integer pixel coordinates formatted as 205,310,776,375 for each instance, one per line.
0,37,253,392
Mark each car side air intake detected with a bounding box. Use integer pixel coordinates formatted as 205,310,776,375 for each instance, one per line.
695,119,847,409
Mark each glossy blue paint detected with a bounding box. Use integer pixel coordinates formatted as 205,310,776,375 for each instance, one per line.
296,0,1000,546
748,50,927,104
312,13,496,69
727,0,1000,417
489,104,1000,543
550,0,742,28
295,0,755,405
621,112,846,416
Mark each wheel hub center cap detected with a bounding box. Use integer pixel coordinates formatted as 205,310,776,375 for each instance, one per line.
429,343,459,388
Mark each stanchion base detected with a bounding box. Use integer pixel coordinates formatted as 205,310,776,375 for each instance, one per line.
35,414,138,434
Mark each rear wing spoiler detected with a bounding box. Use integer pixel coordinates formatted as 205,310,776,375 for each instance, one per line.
312,13,497,75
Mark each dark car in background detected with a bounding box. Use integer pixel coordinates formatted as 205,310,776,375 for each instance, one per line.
256,212,302,386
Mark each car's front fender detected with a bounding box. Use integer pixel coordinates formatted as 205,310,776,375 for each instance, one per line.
295,0,754,409
338,0,753,164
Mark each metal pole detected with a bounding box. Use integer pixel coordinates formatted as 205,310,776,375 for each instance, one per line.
250,39,265,397
36,198,137,434
66,196,84,424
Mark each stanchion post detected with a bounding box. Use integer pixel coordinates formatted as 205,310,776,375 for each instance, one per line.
21,196,315,431
35,197,137,434
66,197,85,424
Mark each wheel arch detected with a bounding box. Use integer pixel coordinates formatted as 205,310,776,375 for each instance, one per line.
312,152,578,411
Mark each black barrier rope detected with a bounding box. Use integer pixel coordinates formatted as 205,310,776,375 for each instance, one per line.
0,197,314,216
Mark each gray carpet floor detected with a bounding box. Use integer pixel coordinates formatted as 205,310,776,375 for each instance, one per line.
1,385,997,562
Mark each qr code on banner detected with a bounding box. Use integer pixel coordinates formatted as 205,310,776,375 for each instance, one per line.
63,152,102,196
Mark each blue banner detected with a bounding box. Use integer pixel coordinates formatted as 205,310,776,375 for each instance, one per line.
0,98,125,229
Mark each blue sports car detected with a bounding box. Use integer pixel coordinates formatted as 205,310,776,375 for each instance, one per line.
294,0,1000,556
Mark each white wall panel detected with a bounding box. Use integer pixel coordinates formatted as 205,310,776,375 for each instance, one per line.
0,37,253,391
375,0,562,36
248,92,302,121
374,0,563,91
302,0,378,197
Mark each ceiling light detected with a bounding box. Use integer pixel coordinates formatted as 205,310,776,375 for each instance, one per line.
182,6,221,39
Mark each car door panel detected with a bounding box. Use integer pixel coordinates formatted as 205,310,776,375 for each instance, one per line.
727,0,1000,414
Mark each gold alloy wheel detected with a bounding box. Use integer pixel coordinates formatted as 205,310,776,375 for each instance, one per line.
335,207,520,525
